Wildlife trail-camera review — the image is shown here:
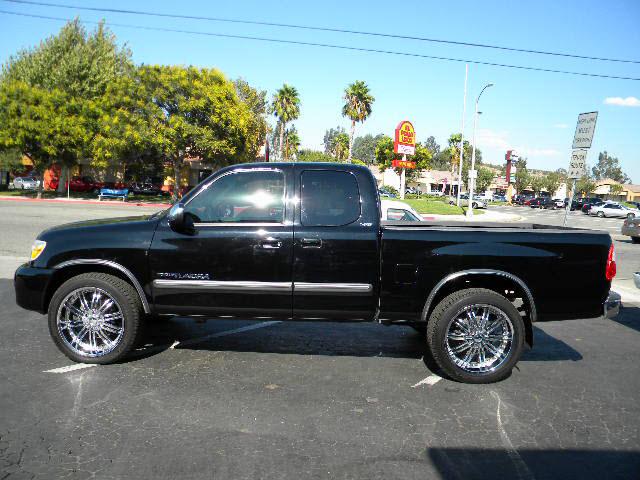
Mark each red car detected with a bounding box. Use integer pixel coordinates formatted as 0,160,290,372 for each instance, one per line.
49,176,125,193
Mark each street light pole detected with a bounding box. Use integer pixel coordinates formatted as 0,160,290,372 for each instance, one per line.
467,83,494,218
456,64,468,207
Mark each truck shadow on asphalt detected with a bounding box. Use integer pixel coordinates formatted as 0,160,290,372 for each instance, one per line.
610,306,640,333
426,447,640,480
136,318,582,364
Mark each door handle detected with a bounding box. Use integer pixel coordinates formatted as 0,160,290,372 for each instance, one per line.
260,238,282,249
300,238,322,248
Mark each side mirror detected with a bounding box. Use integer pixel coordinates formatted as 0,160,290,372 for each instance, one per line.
168,204,195,234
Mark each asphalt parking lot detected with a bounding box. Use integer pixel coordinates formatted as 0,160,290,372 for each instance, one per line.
1,199,639,479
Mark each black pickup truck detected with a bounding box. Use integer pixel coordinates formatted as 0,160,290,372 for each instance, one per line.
14,163,620,383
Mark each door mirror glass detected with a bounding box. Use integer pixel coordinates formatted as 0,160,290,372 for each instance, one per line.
168,203,195,234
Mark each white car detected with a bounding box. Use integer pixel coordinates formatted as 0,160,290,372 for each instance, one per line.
381,200,424,221
590,202,640,218
449,194,487,209
10,176,40,190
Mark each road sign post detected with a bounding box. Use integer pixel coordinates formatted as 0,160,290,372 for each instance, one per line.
563,112,598,226
393,121,416,199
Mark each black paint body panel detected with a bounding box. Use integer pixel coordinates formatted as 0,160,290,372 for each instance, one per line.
13,162,613,326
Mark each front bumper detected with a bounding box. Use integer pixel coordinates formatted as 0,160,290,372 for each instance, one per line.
14,263,55,313
604,291,621,319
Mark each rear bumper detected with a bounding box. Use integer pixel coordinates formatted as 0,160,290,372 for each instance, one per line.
14,263,55,314
604,291,621,319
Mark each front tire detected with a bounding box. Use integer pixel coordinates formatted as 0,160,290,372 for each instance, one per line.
426,288,525,383
597,211,605,218
48,272,143,364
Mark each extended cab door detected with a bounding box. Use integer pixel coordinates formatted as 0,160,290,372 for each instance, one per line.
149,166,294,317
292,165,380,320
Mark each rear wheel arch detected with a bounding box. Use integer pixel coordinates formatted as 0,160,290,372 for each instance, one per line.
421,269,535,347
44,260,150,315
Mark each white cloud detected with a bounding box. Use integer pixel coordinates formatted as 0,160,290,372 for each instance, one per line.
604,96,640,107
475,129,560,158
553,123,568,129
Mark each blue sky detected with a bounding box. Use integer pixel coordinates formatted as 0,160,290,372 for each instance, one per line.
1,0,639,180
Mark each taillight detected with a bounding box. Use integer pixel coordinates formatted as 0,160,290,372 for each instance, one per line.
605,243,616,281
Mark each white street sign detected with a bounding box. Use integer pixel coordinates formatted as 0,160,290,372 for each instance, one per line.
568,149,588,179
572,111,598,149
395,144,415,155
468,169,477,179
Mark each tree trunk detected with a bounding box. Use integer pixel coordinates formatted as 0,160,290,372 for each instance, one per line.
279,122,285,161
56,165,67,194
347,120,355,163
172,158,181,203
36,168,43,199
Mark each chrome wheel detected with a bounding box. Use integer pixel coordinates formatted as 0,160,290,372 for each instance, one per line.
56,287,125,358
445,304,514,374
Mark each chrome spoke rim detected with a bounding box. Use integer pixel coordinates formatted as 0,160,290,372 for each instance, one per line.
445,304,514,374
56,287,125,358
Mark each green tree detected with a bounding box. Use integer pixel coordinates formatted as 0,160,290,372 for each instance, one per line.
1,19,132,99
447,133,478,175
592,151,631,183
0,148,23,172
576,175,596,196
463,165,494,192
0,82,88,197
342,80,374,163
609,183,623,199
375,135,432,181
283,126,300,161
234,78,268,162
352,133,384,165
514,157,530,194
271,84,300,161
112,65,252,201
332,133,350,161
323,126,345,154
529,175,546,196
424,135,440,156
543,171,563,197
1,19,133,192
297,149,336,163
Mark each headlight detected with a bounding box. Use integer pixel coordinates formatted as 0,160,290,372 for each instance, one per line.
30,240,46,261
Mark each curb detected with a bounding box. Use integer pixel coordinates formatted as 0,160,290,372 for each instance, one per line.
0,196,170,208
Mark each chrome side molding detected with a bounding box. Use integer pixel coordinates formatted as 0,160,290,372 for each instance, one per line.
152,280,373,296
53,259,151,314
422,269,537,323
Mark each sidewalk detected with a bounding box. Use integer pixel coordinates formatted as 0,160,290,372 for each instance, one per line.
0,195,171,208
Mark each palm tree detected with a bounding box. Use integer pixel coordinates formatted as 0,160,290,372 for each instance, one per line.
270,84,300,161
283,126,301,161
342,81,374,163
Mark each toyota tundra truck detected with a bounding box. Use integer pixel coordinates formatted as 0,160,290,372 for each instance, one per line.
14,163,620,383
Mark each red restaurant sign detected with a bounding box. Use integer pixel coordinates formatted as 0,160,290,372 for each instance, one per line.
392,159,416,169
394,120,416,155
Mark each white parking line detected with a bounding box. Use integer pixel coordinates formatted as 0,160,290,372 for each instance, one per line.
411,374,443,388
44,364,97,374
44,320,282,373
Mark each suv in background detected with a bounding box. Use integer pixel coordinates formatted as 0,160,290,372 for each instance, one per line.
571,197,600,212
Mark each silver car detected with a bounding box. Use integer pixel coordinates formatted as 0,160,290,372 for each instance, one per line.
591,202,640,218
449,194,487,209
10,176,40,190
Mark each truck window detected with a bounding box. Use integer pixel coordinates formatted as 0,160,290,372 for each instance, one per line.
388,208,421,221
184,170,285,224
300,170,360,226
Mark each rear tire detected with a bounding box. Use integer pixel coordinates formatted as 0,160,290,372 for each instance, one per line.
426,288,525,383
48,272,143,364
597,211,605,218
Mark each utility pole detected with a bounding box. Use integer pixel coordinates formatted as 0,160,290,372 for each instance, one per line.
456,64,468,207
467,83,494,217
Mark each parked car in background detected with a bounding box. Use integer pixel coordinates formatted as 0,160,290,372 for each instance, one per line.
571,197,599,211
450,193,487,209
380,200,424,221
553,198,566,208
591,202,640,218
10,176,40,190
513,194,534,205
378,186,397,198
530,197,556,209
622,215,640,243
493,194,507,202
49,176,107,193
404,186,421,196
582,200,604,214
129,181,166,196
